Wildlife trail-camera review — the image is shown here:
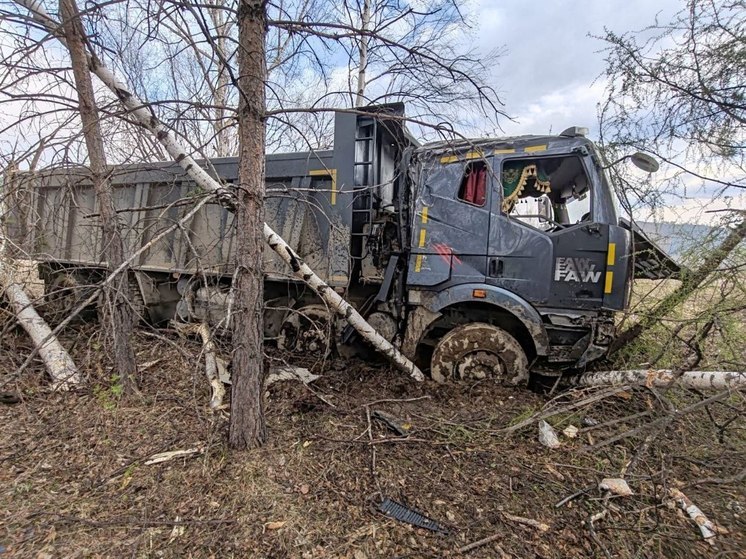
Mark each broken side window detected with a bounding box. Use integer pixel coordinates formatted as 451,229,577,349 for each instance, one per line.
457,161,487,207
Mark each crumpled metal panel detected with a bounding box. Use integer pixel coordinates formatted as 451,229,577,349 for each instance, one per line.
407,155,490,287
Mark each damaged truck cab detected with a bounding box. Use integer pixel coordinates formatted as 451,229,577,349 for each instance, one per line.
401,130,633,381
12,105,678,383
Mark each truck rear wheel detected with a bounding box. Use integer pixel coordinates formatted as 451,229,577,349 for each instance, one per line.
277,304,333,358
430,323,529,385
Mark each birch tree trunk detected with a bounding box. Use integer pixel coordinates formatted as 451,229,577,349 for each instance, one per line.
229,0,268,449
59,0,138,394
14,0,424,383
207,1,232,157
354,0,371,107
577,369,746,390
2,280,81,389
1,167,80,390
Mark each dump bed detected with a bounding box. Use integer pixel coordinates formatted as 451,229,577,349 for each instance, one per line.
8,152,352,285
5,108,379,287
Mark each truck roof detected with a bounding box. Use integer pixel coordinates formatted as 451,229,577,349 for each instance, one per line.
417,132,594,158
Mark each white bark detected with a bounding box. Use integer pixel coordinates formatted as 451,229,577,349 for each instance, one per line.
599,478,633,497
538,420,560,449
144,447,204,465
354,0,371,107
264,225,424,381
1,169,80,390
265,365,320,386
195,322,225,409
15,0,424,382
1,274,81,390
578,369,745,390
172,321,226,409
668,488,717,540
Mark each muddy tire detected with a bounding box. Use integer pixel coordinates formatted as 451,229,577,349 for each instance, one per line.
277,304,333,357
430,323,529,385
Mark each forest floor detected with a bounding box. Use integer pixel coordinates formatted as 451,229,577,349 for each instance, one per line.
0,323,744,559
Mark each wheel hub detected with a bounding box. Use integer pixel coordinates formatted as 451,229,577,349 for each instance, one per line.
455,350,503,380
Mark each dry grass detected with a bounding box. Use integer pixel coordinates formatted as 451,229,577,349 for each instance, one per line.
0,324,744,558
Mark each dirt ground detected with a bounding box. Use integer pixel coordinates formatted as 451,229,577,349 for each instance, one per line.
1,324,744,559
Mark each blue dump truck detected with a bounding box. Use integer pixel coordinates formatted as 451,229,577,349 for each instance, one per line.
8,104,679,383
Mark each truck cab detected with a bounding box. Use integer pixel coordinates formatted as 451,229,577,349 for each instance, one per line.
399,128,676,382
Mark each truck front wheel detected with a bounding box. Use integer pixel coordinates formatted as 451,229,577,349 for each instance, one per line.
430,323,529,385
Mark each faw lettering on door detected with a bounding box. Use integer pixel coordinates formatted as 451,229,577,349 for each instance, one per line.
554,257,602,283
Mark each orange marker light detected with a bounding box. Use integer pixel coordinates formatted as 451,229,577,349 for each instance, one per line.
472,289,487,298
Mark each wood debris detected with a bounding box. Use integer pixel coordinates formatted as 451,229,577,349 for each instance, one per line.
599,478,633,497
668,488,718,541
144,447,204,465
502,512,550,532
538,420,560,449
265,365,320,387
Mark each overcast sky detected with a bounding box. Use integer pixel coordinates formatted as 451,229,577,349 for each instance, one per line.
470,0,681,138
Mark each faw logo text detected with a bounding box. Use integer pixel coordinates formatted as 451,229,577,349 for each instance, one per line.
554,257,601,283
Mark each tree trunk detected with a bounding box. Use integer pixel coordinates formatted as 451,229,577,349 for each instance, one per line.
354,0,371,107
59,0,138,394
577,369,746,390
2,279,82,389
229,0,268,450
610,217,746,356
1,166,80,390
208,2,232,157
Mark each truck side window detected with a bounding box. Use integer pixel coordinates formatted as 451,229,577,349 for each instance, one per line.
457,161,487,206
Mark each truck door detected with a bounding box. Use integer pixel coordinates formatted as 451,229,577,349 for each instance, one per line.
485,158,553,305
486,153,609,310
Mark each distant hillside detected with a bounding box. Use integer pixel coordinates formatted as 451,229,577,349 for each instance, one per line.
635,221,721,263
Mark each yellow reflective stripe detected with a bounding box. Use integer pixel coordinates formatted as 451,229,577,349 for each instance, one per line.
415,254,424,272
439,150,486,164
525,144,547,153
493,148,516,154
604,271,614,294
421,206,428,223
607,243,616,266
309,168,337,205
418,229,427,248
464,150,485,160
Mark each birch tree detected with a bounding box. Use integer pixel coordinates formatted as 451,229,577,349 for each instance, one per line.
598,0,746,371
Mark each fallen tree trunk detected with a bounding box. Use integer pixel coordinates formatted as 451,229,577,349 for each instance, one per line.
15,0,424,383
577,369,746,390
1,274,81,390
172,322,226,409
1,196,214,392
610,217,746,355
2,167,80,390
